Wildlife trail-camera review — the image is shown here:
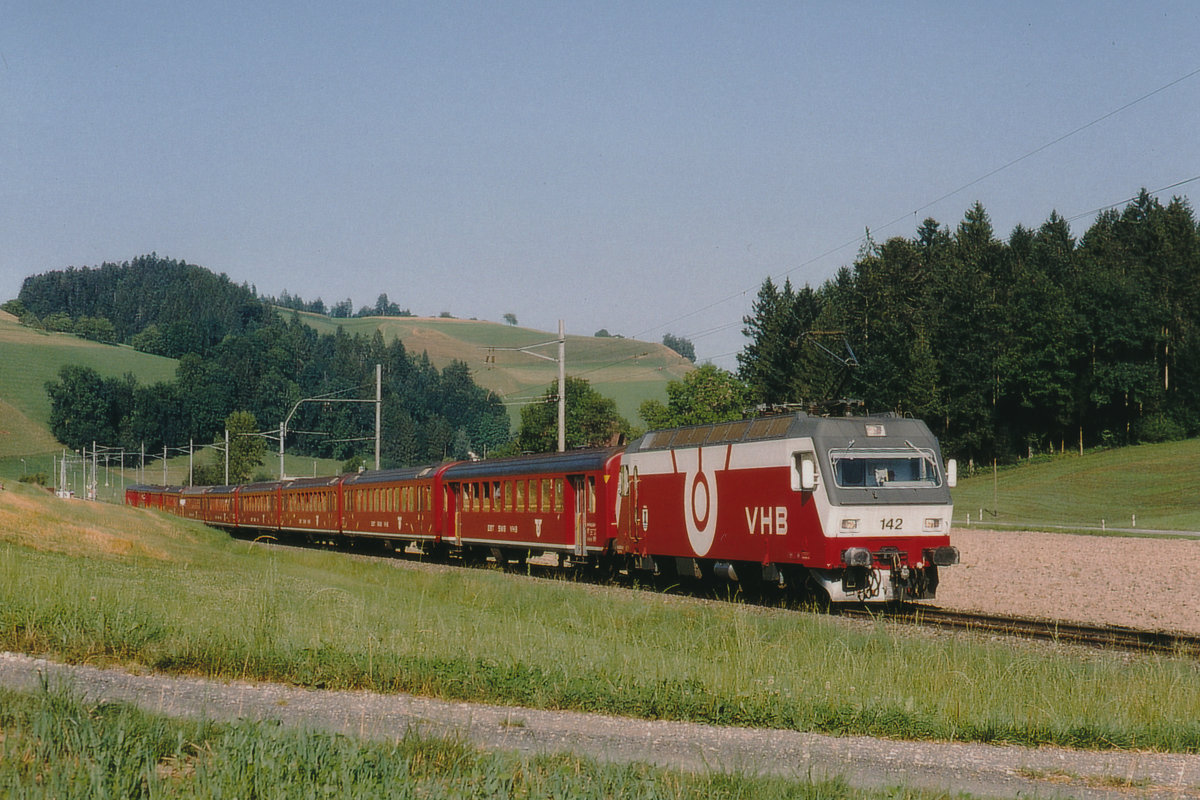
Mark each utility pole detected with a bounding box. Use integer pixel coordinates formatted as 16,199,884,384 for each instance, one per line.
224,429,230,485
490,321,566,452
557,319,565,453
375,363,382,470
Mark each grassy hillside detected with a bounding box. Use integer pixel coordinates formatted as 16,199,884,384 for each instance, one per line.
0,311,178,459
282,310,693,425
951,438,1200,532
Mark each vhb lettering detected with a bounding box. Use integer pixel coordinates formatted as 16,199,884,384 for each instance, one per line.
745,506,787,536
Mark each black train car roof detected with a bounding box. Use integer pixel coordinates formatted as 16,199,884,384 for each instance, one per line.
442,447,622,480
341,466,440,486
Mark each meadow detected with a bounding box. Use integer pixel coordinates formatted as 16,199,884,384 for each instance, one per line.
950,439,1200,532
3,481,1200,757
0,313,177,435
285,310,692,426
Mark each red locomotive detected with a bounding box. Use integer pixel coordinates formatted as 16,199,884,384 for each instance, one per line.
127,412,958,602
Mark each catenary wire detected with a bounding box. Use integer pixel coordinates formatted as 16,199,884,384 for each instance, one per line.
633,64,1200,352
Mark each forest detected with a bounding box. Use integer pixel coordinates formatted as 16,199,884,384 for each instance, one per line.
16,256,509,470
737,190,1200,464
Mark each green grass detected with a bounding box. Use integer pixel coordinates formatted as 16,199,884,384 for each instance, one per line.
4,482,1200,754
0,313,178,461
952,439,1200,532
0,685,961,800
282,309,693,426
0,313,177,426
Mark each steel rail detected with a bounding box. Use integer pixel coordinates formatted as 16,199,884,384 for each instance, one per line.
840,605,1200,656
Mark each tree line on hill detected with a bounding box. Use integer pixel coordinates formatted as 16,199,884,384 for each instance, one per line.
736,190,1200,464
12,254,273,358
268,289,415,319
17,256,510,472
42,318,511,472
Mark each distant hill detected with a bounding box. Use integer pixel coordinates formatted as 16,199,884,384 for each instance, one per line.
280,310,694,426
0,311,177,458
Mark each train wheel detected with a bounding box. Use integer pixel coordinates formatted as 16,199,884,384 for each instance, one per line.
592,549,622,582
460,546,486,566
782,566,830,609
421,541,449,562
732,561,765,601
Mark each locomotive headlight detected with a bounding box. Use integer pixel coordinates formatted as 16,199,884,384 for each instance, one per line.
840,518,859,531
842,547,872,567
930,546,960,566
924,518,943,531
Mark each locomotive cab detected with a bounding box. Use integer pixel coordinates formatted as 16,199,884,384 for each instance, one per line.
800,416,958,602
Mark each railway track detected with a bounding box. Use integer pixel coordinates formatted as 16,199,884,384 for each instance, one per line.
843,604,1200,656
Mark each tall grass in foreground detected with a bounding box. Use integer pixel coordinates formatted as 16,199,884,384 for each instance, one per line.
4,532,1200,754
0,686,948,800
3,486,1200,753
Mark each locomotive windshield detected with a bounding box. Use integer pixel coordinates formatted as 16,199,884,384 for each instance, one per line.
828,448,941,489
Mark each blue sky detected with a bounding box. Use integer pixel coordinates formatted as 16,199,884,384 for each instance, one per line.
3,2,1198,369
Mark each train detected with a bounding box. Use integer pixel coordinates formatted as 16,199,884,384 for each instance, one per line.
126,412,959,602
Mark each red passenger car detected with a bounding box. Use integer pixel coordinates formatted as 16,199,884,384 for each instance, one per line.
441,448,622,560
341,465,448,544
202,485,239,529
278,476,342,534
159,486,183,516
125,485,161,509
236,480,283,531
179,486,208,521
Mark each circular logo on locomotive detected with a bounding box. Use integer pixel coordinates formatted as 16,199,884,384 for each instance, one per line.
677,447,719,556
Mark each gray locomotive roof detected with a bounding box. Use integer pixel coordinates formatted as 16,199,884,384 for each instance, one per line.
628,413,940,453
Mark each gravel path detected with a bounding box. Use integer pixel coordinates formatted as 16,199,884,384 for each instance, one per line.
3,651,1199,800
